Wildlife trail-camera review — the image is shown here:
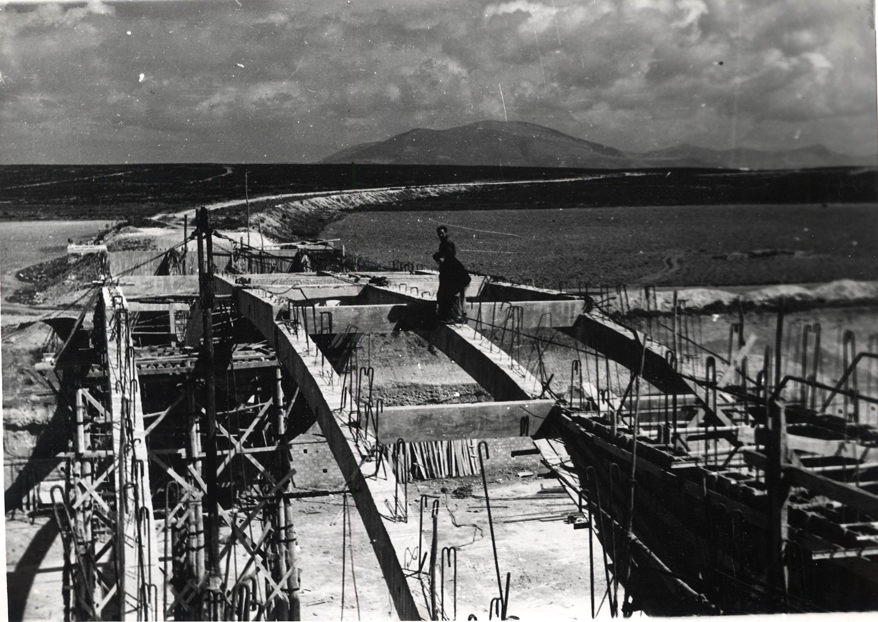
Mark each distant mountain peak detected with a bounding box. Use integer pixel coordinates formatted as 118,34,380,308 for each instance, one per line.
320,121,874,170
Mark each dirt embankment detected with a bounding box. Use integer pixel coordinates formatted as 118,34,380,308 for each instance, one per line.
211,183,485,239
612,279,878,315
10,254,104,306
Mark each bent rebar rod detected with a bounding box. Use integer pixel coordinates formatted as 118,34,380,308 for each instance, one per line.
478,441,505,617
389,439,408,522
418,495,435,573
430,499,440,620
489,597,502,620
442,546,458,621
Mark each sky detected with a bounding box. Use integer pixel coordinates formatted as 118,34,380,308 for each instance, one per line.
0,0,876,163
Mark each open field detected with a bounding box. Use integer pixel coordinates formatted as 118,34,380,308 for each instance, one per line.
0,164,583,221
1,164,875,221
4,164,876,290
323,203,878,288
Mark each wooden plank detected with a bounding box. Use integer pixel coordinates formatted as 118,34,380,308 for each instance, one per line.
786,465,878,516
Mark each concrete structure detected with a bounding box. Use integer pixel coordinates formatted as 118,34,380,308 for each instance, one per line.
29,219,878,620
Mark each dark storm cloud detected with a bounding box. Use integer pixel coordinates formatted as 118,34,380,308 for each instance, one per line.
0,0,874,163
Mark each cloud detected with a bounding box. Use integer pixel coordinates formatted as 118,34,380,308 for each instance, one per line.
0,0,875,163
484,1,559,35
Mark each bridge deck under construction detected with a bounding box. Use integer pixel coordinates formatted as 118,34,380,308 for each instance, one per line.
30,210,878,620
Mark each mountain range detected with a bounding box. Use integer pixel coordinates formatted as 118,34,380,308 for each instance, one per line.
320,120,876,170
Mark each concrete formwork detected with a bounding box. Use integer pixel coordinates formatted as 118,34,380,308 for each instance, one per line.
35,254,878,620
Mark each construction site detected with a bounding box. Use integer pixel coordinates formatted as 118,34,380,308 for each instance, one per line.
4,203,878,621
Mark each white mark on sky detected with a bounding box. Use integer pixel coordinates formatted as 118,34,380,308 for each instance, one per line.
237,63,245,68
126,31,132,35
286,60,303,81
534,30,547,92
550,0,562,47
138,73,145,83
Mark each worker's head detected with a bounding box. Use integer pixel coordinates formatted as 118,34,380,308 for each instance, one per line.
436,225,448,241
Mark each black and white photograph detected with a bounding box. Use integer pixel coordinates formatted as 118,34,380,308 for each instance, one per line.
1,0,877,620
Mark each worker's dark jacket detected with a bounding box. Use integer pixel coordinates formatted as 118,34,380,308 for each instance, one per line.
434,239,470,291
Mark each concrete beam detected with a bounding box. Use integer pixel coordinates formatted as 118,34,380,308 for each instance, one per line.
466,298,583,330
303,303,436,333
100,288,161,620
480,281,578,302
354,283,427,305
113,275,199,297
346,272,487,300
233,286,424,620
128,301,181,312
558,313,731,425
357,284,583,329
558,314,691,394
418,323,544,401
342,282,548,400
214,274,363,301
260,285,363,302
219,275,582,335
377,399,557,443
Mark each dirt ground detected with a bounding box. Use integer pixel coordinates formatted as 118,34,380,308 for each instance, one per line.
292,474,615,621
5,475,617,621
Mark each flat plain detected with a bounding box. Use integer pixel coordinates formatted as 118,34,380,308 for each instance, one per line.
324,203,878,288
1,163,874,221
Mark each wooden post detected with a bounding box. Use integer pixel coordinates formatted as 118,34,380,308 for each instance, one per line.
774,297,784,393
766,402,790,604
108,304,129,619
245,172,251,249
186,381,205,583
275,366,300,619
197,207,222,594
272,367,291,619
74,388,98,614
429,507,439,619
183,215,188,274
673,289,680,357
75,388,86,455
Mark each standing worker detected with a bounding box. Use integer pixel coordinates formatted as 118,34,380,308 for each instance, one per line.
290,249,312,272
432,225,470,324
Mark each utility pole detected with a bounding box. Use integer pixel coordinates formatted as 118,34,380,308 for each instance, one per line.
196,207,222,604
183,214,188,274
245,171,251,249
